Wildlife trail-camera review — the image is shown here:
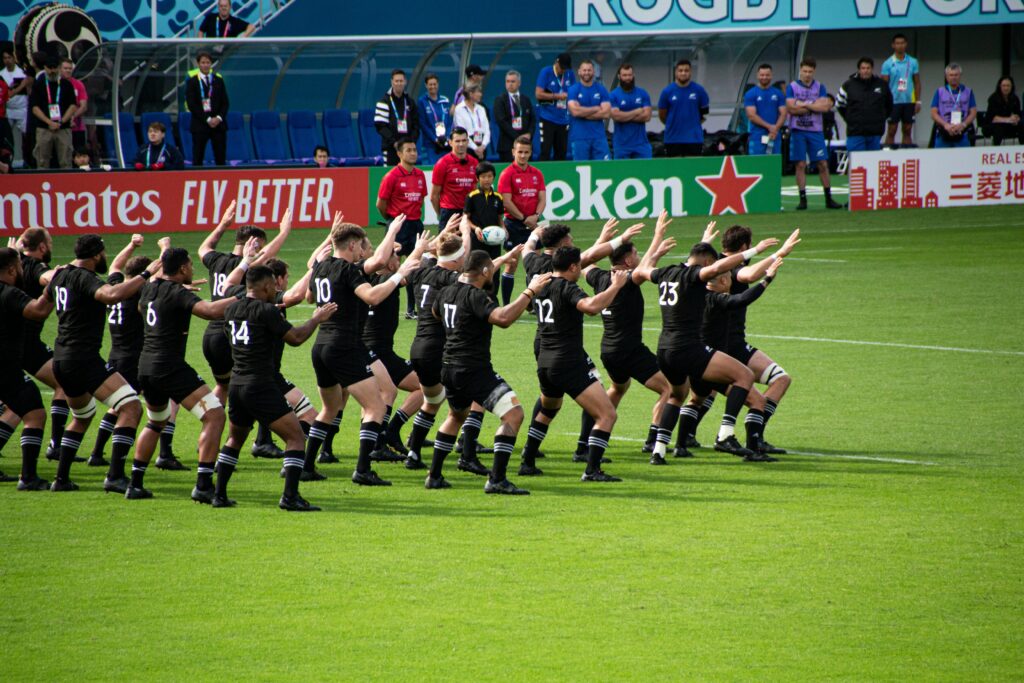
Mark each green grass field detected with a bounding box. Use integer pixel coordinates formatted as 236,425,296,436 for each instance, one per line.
2,193,1023,680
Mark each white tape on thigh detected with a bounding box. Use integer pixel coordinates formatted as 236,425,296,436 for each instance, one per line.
292,394,313,416
492,390,518,419
190,393,223,420
425,387,447,405
71,398,97,420
102,385,139,412
758,363,788,385
146,403,172,422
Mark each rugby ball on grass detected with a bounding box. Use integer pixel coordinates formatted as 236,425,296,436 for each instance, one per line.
481,226,507,246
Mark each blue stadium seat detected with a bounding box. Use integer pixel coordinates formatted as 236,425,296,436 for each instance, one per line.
177,111,214,165
251,110,290,162
224,111,252,164
287,110,321,160
358,108,382,159
322,109,361,158
107,111,139,166
487,119,500,161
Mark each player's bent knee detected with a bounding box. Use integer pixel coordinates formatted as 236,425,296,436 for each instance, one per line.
424,388,446,405
146,403,172,422
758,363,789,386
292,394,313,417
144,421,166,433
538,405,559,419
71,398,98,420
190,393,223,420
103,384,140,413
492,390,518,420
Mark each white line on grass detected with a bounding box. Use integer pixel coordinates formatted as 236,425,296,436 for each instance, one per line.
558,433,938,466
781,257,848,263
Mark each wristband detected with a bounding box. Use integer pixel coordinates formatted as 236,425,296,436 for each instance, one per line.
388,272,403,287
763,276,773,285
240,261,251,272
768,254,778,262
609,236,623,251
523,288,535,298
742,247,758,261
140,270,152,280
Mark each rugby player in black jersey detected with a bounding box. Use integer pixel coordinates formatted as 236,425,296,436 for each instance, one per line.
47,234,164,492
197,201,290,458
13,228,69,460
403,218,474,471
677,257,784,461
522,219,643,460
0,247,55,489
426,250,552,492
632,221,778,462
86,235,168,469
519,246,631,481
216,266,336,511
126,244,241,501
583,211,678,465
304,223,422,487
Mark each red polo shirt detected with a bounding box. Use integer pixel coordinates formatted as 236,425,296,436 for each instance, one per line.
378,164,427,220
498,162,545,219
432,152,479,210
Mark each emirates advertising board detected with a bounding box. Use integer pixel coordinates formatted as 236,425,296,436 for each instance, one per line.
848,146,1024,211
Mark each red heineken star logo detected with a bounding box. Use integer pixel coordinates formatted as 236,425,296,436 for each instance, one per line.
695,156,762,215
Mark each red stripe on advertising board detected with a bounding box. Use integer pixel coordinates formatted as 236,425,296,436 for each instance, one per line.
0,167,370,234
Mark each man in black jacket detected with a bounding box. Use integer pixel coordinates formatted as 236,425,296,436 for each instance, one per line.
493,70,534,162
185,52,229,166
133,121,184,171
374,69,419,166
836,57,893,152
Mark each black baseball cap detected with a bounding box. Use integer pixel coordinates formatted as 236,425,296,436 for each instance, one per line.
465,64,486,78
556,53,572,68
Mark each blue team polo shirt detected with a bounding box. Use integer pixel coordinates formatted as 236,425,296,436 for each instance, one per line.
536,65,576,126
657,81,709,144
610,86,652,150
567,80,611,141
743,85,785,135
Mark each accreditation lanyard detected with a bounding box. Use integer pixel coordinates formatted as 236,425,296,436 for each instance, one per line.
947,86,963,124
46,80,61,121
509,93,523,129
200,75,213,112
426,98,445,138
217,17,230,37
147,144,166,167
467,104,484,144
391,95,408,133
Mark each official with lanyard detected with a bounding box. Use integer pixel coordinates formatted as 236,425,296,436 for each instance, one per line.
375,69,420,166
133,121,184,170
417,73,451,164
185,52,229,166
198,0,254,38
534,52,575,161
494,70,534,162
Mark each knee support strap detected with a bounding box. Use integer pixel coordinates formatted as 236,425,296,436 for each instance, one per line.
103,384,140,413
424,387,447,405
146,403,172,422
492,391,518,419
539,405,560,419
189,393,223,420
70,398,97,420
758,363,789,386
292,394,313,417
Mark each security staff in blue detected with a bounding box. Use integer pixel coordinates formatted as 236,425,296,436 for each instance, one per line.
609,63,652,159
658,59,709,157
535,53,576,161
567,59,611,161
417,72,451,164
743,63,786,155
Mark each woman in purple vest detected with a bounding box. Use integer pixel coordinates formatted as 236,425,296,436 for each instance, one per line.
929,63,977,149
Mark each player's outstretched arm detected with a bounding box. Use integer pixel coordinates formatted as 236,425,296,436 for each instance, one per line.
726,258,783,310
699,238,777,282
489,272,552,328
355,255,421,306
363,213,405,275
737,229,799,283
198,200,236,260
22,291,55,321
577,269,629,315
283,302,338,346
94,254,165,304
632,236,677,284
493,243,524,270
260,207,293,261
109,234,144,275
581,222,643,268
225,236,265,287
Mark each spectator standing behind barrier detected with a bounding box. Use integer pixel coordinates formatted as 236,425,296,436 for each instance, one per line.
984,76,1023,146
417,73,451,165
2,45,31,166
59,59,87,152
658,58,709,157
312,145,333,168
930,63,976,149
133,121,184,171
185,52,229,166
497,135,545,305
535,53,575,161
837,57,893,152
609,63,652,159
375,69,419,167
198,0,255,38
431,127,479,229
743,63,786,155
881,33,921,148
453,65,486,112
567,59,611,161
494,70,534,162
453,84,490,161
376,138,427,318
786,57,842,211
29,54,76,169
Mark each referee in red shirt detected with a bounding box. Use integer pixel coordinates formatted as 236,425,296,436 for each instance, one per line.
496,135,546,304
376,137,427,318
430,127,478,229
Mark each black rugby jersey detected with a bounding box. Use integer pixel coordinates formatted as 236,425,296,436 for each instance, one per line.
48,265,106,361
585,267,644,356
0,281,31,367
106,272,144,361
434,281,498,369
310,256,370,350
408,263,460,359
363,271,401,351
534,276,588,368
202,250,242,337
650,263,707,351
137,278,203,373
19,255,49,342
223,296,293,384
701,283,765,352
